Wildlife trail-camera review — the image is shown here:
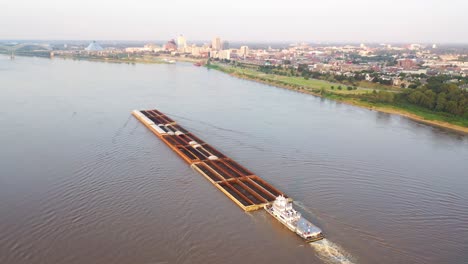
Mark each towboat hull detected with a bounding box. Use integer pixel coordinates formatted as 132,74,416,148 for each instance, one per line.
304,233,324,243
265,204,324,243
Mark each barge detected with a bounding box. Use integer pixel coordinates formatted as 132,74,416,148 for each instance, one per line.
132,109,286,211
132,109,324,242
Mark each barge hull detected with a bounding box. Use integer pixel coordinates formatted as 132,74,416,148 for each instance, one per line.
132,109,288,211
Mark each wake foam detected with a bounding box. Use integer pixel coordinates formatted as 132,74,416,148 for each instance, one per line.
292,202,356,263
310,239,355,264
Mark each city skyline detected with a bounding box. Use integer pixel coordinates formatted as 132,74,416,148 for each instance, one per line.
3,0,468,43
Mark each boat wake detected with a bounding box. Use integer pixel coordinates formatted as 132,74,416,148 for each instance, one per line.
292,202,356,263
310,239,355,264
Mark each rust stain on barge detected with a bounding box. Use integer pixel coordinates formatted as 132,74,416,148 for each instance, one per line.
132,109,288,211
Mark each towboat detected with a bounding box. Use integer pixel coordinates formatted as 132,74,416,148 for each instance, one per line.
265,195,324,243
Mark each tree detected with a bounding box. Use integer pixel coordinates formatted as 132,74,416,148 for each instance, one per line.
376,91,395,103
422,90,436,109
297,64,308,72
347,86,353,91
401,80,467,117
408,91,424,104
338,85,342,90
445,101,458,115
458,98,466,116
435,93,447,111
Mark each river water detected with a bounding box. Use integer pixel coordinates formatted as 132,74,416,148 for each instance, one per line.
1,55,467,264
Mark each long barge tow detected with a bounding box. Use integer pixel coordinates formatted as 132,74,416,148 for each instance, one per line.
132,109,323,242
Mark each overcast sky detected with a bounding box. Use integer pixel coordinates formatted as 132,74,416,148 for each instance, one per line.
2,0,467,43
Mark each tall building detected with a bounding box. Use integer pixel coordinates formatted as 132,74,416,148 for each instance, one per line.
212,37,222,50
222,41,229,50
164,39,177,51
218,50,231,60
397,58,417,69
177,35,187,49
239,46,249,57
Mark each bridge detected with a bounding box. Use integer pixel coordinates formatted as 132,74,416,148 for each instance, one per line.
0,43,53,58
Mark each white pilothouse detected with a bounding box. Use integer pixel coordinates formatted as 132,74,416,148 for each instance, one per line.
265,195,323,243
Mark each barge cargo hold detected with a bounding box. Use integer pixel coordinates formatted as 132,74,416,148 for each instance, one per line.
132,109,287,211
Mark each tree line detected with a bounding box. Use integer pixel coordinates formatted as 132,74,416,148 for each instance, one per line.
401,76,467,117
237,63,468,118
362,76,467,117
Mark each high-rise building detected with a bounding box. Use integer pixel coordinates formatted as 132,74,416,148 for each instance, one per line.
222,41,229,50
177,35,187,49
164,39,177,51
239,46,249,57
397,58,417,69
219,50,231,60
212,37,222,50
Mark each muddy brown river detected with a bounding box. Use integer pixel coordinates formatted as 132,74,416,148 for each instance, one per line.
1,55,467,264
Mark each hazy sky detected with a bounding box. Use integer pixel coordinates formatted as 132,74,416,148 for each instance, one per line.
3,0,468,43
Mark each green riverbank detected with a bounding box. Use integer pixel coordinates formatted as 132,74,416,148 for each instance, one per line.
207,63,468,133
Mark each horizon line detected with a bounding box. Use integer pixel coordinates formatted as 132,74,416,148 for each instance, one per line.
1,38,468,45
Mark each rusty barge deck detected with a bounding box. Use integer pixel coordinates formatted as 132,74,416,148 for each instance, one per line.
132,109,288,211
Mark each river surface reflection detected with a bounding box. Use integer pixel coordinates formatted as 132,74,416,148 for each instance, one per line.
1,55,467,264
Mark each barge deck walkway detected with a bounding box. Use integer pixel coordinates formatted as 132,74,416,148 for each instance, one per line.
132,109,288,211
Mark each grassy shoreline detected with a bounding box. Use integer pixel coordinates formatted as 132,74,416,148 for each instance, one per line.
207,63,468,134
